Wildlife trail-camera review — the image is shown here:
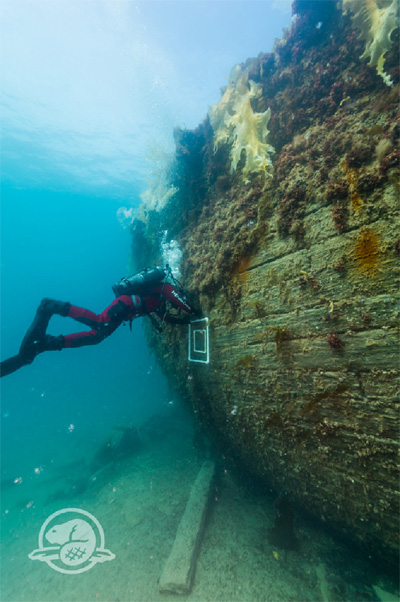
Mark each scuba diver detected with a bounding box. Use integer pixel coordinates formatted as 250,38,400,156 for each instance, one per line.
0,265,200,378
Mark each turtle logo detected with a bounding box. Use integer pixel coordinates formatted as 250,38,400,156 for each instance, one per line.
28,508,115,574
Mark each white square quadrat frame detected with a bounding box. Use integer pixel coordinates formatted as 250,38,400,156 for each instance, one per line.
188,318,210,364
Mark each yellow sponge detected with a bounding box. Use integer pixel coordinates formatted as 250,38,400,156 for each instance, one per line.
343,0,399,87
209,65,275,178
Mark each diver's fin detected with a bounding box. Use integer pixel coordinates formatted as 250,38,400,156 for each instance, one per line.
0,354,33,378
19,299,70,357
19,309,50,356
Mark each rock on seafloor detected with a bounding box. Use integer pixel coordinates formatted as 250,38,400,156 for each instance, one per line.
131,0,400,568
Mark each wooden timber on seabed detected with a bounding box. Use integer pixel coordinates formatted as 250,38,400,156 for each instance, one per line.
159,460,216,594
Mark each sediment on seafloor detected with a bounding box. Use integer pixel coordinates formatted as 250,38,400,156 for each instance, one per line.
130,0,400,568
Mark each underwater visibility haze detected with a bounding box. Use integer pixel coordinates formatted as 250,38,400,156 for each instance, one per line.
1,1,399,601
1,1,291,470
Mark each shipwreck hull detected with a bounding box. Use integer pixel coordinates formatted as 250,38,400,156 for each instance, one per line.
132,1,400,565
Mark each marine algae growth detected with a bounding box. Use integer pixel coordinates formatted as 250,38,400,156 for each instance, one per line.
130,0,400,569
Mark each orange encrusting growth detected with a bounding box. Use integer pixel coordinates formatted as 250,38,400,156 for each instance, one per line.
353,228,381,276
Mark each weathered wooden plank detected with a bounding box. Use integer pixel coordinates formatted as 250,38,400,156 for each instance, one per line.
211,329,399,372
159,460,216,594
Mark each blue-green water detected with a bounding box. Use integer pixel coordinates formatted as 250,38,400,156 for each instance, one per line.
0,183,174,493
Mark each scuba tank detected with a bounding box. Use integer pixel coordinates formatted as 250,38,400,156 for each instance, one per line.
112,266,166,297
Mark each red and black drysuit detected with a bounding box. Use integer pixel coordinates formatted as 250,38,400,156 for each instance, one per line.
0,280,198,377
63,282,196,348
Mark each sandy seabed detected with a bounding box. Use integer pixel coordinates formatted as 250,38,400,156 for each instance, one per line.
1,414,398,602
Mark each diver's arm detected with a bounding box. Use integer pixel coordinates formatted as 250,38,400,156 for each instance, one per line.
162,313,193,324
